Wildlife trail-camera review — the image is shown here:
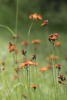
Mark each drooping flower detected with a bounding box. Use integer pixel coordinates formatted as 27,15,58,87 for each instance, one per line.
8,42,16,52
41,20,48,26
30,53,36,61
29,13,42,20
21,40,28,46
21,49,27,56
48,33,59,42
58,74,66,81
55,64,62,70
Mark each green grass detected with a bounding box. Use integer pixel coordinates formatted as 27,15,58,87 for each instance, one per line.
0,26,67,100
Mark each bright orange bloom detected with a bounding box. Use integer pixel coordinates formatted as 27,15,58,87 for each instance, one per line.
29,13,42,20
13,34,19,39
12,74,21,80
19,63,25,69
38,67,48,72
47,54,59,61
8,42,16,52
21,40,28,46
30,84,37,90
41,20,48,26
55,64,62,69
54,41,61,47
32,40,40,44
49,33,59,41
24,60,38,66
19,60,38,69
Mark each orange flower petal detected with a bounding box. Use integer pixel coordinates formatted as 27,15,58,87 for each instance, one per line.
38,67,48,72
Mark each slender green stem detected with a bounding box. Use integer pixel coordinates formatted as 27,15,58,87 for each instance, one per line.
0,24,14,35
28,22,33,43
16,0,19,34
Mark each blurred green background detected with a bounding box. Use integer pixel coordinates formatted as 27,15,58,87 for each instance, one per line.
0,0,67,56
0,0,67,32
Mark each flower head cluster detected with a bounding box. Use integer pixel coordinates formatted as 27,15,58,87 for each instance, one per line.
48,33,59,42
58,74,66,84
8,42,16,52
29,13,42,20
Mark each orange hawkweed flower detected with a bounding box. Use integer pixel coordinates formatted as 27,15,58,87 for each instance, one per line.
41,20,48,26
55,64,62,70
54,41,61,47
58,74,66,81
19,60,38,69
8,42,16,52
48,33,59,41
19,63,25,69
30,84,37,90
21,40,28,46
25,60,38,66
12,74,21,80
38,67,48,72
32,40,40,44
29,13,42,20
47,54,59,61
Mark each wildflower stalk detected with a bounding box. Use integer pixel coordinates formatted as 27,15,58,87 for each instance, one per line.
13,0,19,100
26,22,33,95
16,0,19,34
0,24,14,35
51,43,57,100
28,21,33,43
